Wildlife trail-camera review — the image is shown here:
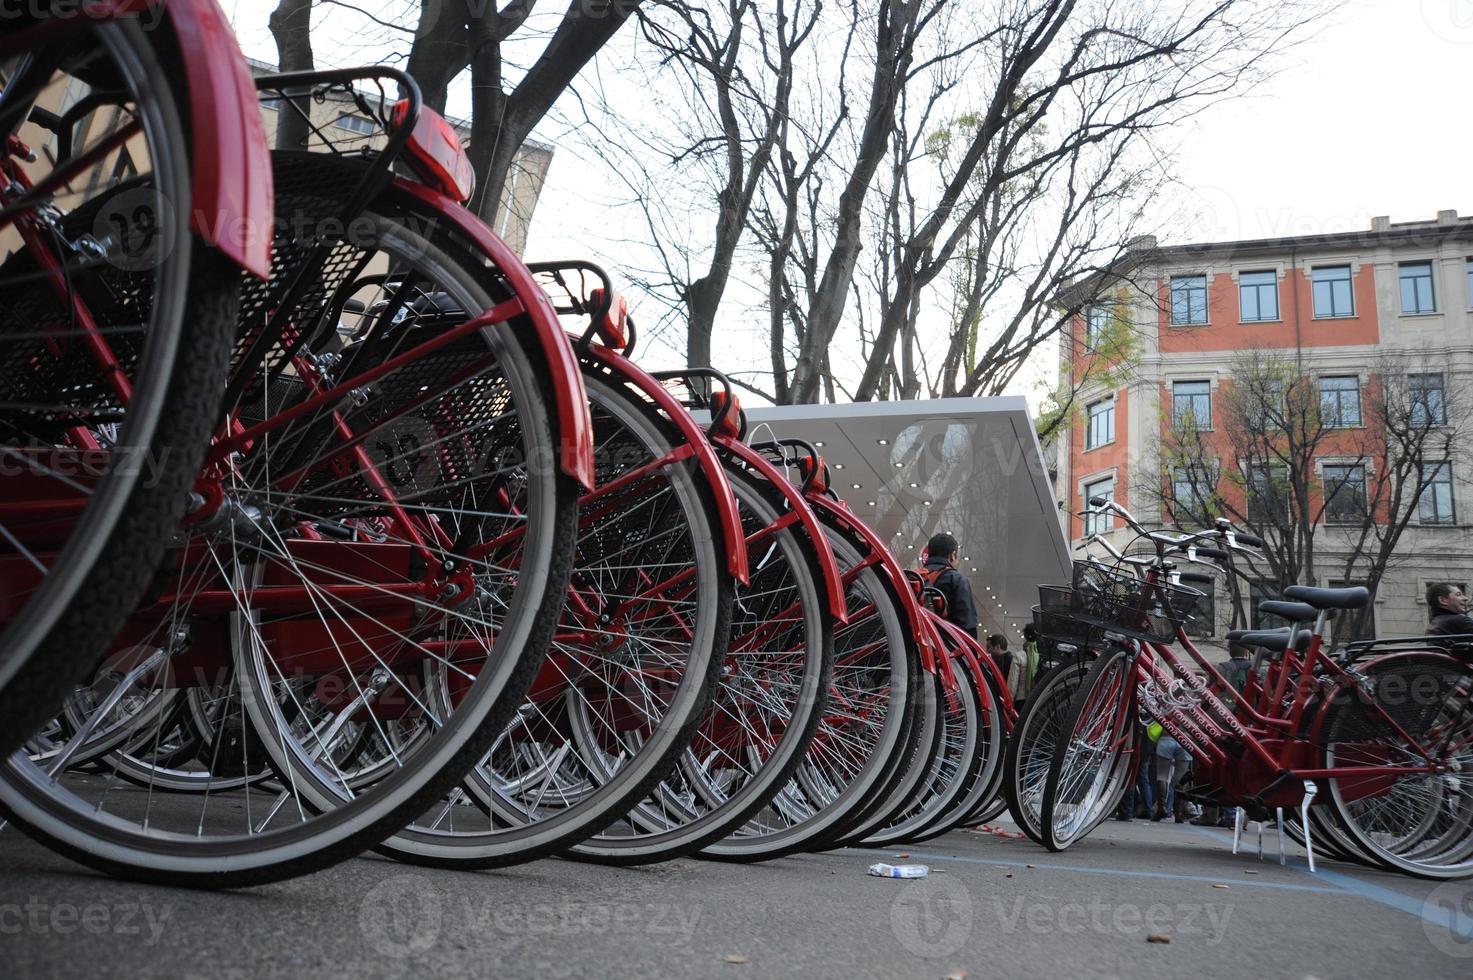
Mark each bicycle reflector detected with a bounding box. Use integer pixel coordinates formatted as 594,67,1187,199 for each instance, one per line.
798,454,829,494
709,390,743,439
587,287,629,350
392,100,476,205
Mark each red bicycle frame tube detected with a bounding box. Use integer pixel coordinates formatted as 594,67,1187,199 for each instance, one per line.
392,180,595,492
712,434,846,622
806,494,945,682
580,343,748,584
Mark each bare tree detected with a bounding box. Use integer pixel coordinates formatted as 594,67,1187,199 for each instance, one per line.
613,0,821,370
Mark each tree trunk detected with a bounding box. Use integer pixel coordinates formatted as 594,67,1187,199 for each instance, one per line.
269,0,315,150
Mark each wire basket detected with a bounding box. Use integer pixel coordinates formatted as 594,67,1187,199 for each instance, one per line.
1031,585,1098,662
1067,560,1204,644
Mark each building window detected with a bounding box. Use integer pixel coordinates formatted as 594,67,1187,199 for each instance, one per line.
1400,261,1437,314
1171,465,1212,516
1085,397,1115,450
1409,373,1447,427
335,113,377,135
1418,461,1456,525
1319,375,1361,428
1170,274,1208,325
1311,265,1354,318
1323,464,1367,525
1238,270,1279,322
1083,477,1114,536
1171,380,1212,429
1084,305,1111,347
1247,463,1289,524
1466,258,1472,309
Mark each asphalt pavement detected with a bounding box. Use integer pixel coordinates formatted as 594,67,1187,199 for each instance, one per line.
3,812,1472,979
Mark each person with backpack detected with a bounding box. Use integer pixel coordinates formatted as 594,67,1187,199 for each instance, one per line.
920,532,978,639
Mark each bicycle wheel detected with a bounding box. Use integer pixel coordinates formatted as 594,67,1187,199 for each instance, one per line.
861,660,986,847
0,153,576,886
899,654,1008,844
702,522,921,861
837,668,943,845
0,14,238,757
380,368,732,868
1031,642,1131,848
565,461,833,863
1320,654,1473,879
1002,655,1092,844
1040,646,1138,850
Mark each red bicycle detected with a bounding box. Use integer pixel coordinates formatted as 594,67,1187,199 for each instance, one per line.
1035,498,1473,880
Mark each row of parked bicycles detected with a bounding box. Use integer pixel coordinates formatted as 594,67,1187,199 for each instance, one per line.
0,1,1018,888
0,2,1466,891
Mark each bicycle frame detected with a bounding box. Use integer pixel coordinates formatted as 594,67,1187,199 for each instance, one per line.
1123,566,1451,808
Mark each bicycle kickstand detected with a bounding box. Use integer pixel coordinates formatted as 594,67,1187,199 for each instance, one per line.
1299,780,1318,873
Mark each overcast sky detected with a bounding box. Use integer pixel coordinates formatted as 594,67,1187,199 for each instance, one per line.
225,0,1472,388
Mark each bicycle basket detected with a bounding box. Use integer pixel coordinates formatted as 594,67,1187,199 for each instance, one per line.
1034,586,1094,643
1067,560,1203,644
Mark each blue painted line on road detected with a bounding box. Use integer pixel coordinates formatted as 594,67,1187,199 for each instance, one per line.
839,845,1343,894
1186,824,1473,940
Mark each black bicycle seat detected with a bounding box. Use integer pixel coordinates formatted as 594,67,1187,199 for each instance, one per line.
1224,627,1312,653
1282,584,1370,610
1257,600,1319,622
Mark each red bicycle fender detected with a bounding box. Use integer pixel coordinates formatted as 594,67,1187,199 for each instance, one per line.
391,180,595,491
920,616,959,696
165,0,273,279
808,494,939,674
713,435,847,623
583,345,748,584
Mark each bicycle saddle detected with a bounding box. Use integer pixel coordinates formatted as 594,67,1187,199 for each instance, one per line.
1224,627,1312,653
1282,584,1370,610
1257,600,1318,622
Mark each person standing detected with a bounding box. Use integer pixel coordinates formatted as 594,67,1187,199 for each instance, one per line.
986,634,1013,682
1007,624,1039,703
920,532,978,639
1154,731,1192,823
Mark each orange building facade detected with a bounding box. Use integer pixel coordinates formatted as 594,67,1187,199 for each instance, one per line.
1055,210,1473,640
